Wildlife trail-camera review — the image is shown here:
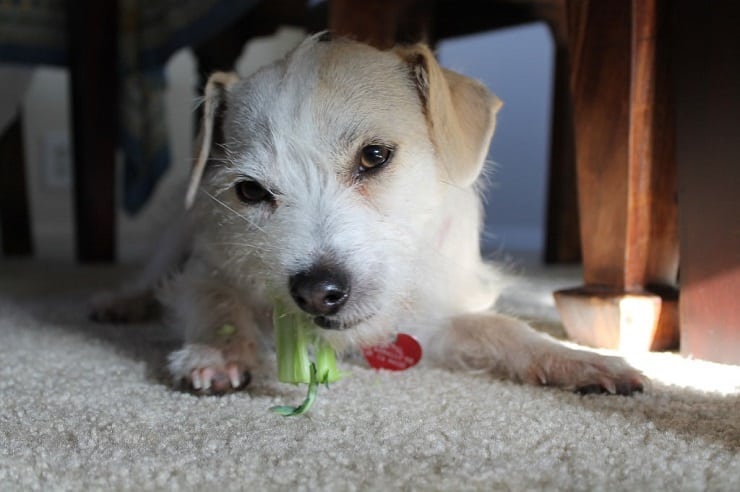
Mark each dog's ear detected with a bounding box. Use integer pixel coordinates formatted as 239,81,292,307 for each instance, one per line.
395,44,502,186
185,71,239,209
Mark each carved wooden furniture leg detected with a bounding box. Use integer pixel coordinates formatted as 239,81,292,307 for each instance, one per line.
554,0,679,352
672,1,740,365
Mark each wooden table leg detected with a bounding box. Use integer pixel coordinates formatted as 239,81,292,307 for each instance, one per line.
0,114,33,256
328,0,429,48
544,1,581,264
67,0,118,262
554,0,679,352
672,0,740,365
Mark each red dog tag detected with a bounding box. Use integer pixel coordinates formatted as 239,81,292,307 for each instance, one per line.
362,333,422,371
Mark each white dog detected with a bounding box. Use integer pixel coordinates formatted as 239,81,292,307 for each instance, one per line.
93,34,645,396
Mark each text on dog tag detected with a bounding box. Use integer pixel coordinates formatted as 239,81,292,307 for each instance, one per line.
362,333,422,370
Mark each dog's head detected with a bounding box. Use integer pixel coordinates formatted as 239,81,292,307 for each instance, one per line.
186,35,501,348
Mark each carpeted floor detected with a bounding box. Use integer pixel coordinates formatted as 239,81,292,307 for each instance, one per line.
1,260,739,491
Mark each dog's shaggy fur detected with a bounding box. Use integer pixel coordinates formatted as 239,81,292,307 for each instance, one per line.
93,35,645,396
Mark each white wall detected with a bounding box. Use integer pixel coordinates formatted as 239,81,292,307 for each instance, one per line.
3,24,553,263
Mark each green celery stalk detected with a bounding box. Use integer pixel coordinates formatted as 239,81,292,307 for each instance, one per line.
315,338,342,384
270,300,343,416
273,301,312,384
270,363,319,417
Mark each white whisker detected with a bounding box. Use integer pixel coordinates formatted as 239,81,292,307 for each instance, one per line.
202,190,267,233
205,241,272,253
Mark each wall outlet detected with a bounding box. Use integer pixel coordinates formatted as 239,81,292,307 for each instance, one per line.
41,131,71,189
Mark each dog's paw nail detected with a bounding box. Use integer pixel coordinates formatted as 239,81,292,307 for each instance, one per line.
201,368,215,391
191,369,203,390
536,370,548,386
227,364,241,388
525,366,548,386
599,377,617,394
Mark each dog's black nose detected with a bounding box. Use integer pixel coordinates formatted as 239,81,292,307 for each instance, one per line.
289,264,350,316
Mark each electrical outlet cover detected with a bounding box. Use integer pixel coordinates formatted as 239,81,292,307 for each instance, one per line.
41,131,71,189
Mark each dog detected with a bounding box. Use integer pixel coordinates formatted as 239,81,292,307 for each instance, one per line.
92,34,645,396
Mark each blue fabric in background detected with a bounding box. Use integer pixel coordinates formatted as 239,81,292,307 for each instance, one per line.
0,0,261,214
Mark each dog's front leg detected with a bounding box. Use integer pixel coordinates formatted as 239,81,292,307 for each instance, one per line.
163,261,265,395
90,212,191,323
431,313,646,394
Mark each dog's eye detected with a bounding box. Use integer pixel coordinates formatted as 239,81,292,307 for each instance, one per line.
359,145,392,172
235,179,273,204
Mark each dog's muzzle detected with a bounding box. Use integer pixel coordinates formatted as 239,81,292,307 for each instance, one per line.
289,263,351,325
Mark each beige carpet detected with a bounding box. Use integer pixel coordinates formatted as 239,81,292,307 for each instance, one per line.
1,260,739,491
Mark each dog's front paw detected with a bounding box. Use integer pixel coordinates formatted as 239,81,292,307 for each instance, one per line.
525,349,646,395
168,342,256,395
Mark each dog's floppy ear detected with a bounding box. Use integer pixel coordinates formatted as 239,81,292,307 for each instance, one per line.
395,44,502,187
185,72,239,209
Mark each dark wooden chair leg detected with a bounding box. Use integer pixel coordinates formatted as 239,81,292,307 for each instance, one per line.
0,113,34,256
672,0,740,365
543,3,581,264
554,0,679,352
67,0,118,262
